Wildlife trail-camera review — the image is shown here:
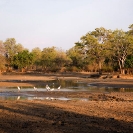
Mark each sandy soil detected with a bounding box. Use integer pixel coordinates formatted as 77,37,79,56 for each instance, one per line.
0,72,133,133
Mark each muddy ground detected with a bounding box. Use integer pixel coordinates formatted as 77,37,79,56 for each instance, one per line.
0,72,133,133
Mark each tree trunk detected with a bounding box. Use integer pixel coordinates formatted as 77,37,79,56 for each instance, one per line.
98,61,102,75
118,60,125,74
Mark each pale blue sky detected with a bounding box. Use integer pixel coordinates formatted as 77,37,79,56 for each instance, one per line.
0,0,133,51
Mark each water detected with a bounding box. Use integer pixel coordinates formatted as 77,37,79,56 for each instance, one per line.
0,80,133,101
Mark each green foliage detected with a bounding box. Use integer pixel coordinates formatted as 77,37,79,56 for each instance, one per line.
55,49,72,68
40,47,71,72
12,50,34,71
31,47,42,69
68,25,133,74
3,38,24,71
107,29,133,74
41,47,57,72
66,46,86,69
125,55,133,68
66,66,81,72
73,28,109,74
1,24,133,74
128,24,133,35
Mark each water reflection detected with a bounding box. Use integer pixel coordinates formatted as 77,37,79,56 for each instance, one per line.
0,79,133,101
17,96,20,100
0,95,90,101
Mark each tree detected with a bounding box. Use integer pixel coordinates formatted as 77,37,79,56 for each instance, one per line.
125,55,133,74
75,28,109,74
67,46,86,70
0,40,5,54
54,48,72,71
31,47,42,70
12,50,34,72
41,47,57,72
128,24,133,35
3,38,24,71
107,29,133,74
0,40,6,72
15,43,24,53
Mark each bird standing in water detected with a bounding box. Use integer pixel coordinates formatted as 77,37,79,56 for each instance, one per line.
17,86,21,92
34,86,37,91
57,85,61,90
17,96,20,100
46,84,51,91
50,83,55,91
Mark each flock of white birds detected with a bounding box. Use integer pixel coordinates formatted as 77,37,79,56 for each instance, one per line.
17,84,61,92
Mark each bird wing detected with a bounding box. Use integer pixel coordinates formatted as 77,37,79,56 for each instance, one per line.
57,85,61,89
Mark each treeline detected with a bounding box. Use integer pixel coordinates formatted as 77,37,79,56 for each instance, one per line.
0,24,133,74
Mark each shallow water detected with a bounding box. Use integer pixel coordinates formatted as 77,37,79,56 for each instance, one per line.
0,80,133,101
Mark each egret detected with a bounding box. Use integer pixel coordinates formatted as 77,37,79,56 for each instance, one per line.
57,85,61,90
49,83,55,91
46,97,55,100
46,85,50,91
50,83,55,91
50,97,55,100
17,96,20,100
34,86,37,91
46,97,49,100
17,86,21,92
50,88,54,91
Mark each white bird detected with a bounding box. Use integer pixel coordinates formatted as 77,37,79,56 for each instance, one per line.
17,96,20,100
46,97,55,100
57,85,61,90
46,97,49,100
17,86,21,92
50,97,55,100
46,85,51,91
50,83,55,91
34,86,37,91
50,88,54,91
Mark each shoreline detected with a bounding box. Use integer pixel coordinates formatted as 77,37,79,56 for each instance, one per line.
0,73,133,132
0,94,133,133
0,73,133,88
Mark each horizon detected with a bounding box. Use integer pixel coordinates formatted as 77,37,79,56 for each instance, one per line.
0,0,133,51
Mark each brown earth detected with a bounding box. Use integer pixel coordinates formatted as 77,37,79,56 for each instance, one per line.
0,72,133,133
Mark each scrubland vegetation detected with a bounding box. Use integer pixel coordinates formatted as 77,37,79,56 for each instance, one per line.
0,24,133,75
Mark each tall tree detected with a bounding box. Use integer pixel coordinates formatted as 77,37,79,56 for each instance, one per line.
75,28,109,74
3,38,24,71
107,29,133,74
0,40,6,72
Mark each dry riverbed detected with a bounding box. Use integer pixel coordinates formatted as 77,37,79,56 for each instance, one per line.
0,73,133,133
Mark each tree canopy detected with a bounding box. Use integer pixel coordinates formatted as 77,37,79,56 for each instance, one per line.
1,24,133,74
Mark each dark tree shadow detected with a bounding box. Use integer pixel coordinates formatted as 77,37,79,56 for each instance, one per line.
0,101,133,133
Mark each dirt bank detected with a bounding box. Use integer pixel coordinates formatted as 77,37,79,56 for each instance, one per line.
0,73,133,133
0,72,133,88
0,93,133,133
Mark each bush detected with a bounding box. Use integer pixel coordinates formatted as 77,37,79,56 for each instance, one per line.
66,66,80,72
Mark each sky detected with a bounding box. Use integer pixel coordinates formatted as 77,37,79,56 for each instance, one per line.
0,0,133,51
